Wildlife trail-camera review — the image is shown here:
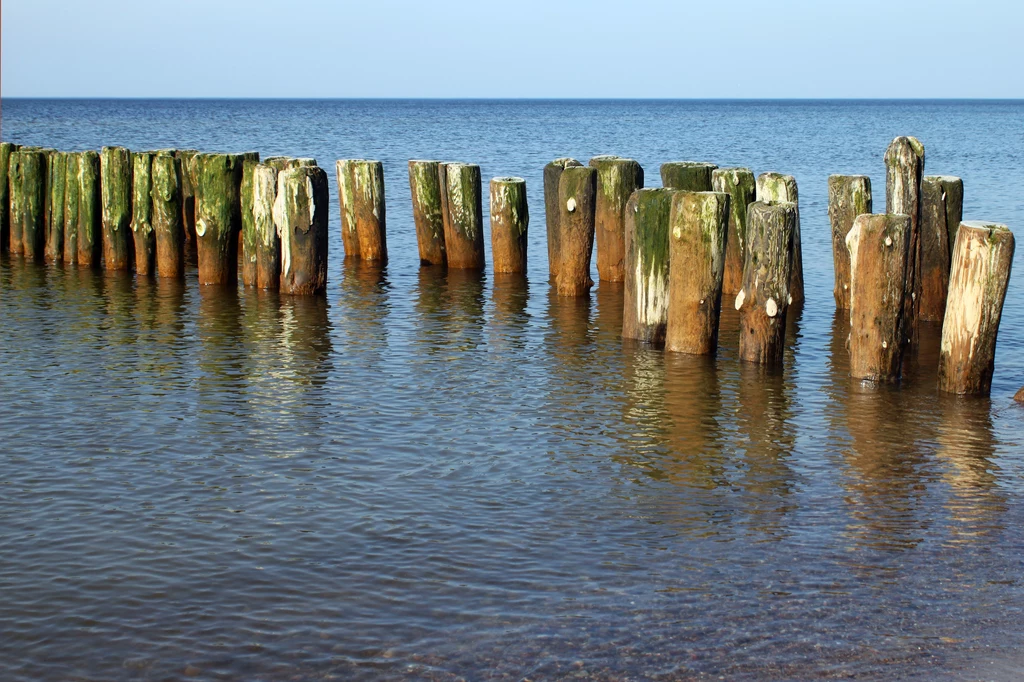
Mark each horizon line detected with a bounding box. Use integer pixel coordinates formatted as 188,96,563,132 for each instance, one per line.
2,96,1023,103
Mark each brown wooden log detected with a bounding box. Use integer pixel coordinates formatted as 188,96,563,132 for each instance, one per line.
76,151,102,267
712,167,756,295
1015,386,1024,404
756,172,803,306
9,149,48,261
845,213,911,382
489,176,528,274
938,221,1015,396
101,146,134,271
237,152,260,269
336,159,360,259
45,151,68,263
251,164,281,289
176,149,199,267
336,159,387,263
884,136,925,346
0,142,20,253
827,174,872,310
544,157,583,280
660,161,716,191
555,165,596,297
665,190,729,355
929,175,964,257
918,176,952,322
131,151,156,276
194,153,244,286
275,165,329,295
735,201,795,366
408,160,446,266
623,187,676,342
62,152,80,264
441,162,484,270
152,152,184,279
589,155,643,283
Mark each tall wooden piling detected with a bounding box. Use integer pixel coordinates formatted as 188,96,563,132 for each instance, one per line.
62,153,80,263
827,175,872,310
194,153,244,286
76,151,102,267
590,155,643,282
555,165,597,296
176,149,199,266
666,190,730,355
623,187,676,343
131,151,156,276
440,162,485,270
100,146,134,271
735,201,796,366
846,214,911,382
10,150,48,261
928,175,964,257
240,155,262,286
919,176,951,322
275,165,329,295
712,167,756,295
661,162,716,191
152,152,184,279
337,159,387,263
884,136,925,345
757,172,803,305
252,164,280,289
408,160,447,266
489,176,529,274
938,222,1015,396
544,158,583,280
45,151,68,263
0,142,20,253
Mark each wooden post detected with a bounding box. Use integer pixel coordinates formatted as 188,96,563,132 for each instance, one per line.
0,142,20,253
440,162,484,270
661,161,716,191
45,151,67,263
131,151,156,275
252,163,280,289
589,155,643,283
240,155,261,286
827,174,872,310
274,165,329,295
10,149,48,261
62,152,80,264
100,146,133,270
489,176,528,274
194,152,244,286
885,136,925,346
152,152,184,279
337,159,387,263
666,190,729,355
555,165,597,296
76,151,102,267
845,213,911,382
544,157,583,280
927,175,964,257
623,187,676,342
1015,387,1024,404
756,172,803,306
712,167,756,295
919,176,951,322
938,222,1015,396
264,156,316,170
735,201,795,366
408,160,447,266
176,149,199,266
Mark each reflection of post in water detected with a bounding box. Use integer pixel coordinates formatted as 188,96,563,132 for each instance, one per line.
196,284,247,430
132,276,189,378
338,259,391,349
277,294,333,395
413,265,448,355
784,299,804,367
594,280,624,344
101,270,139,346
444,268,486,352
489,272,530,351
662,352,727,487
546,286,592,364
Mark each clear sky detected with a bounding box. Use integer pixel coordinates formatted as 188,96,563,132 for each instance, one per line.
2,0,1022,98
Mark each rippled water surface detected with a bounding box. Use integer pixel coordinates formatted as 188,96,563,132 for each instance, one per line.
2,99,1024,681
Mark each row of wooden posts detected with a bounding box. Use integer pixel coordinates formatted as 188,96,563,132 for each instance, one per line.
0,139,1015,398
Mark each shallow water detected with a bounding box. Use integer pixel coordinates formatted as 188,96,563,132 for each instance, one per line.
2,99,1024,681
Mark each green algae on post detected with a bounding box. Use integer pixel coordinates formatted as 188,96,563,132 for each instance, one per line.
77,151,102,267
408,160,447,266
176,149,199,266
660,161,717,192
194,153,245,286
711,167,756,296
489,176,529,274
544,157,583,280
589,155,643,283
131,151,157,276
555,165,596,296
45,151,68,263
275,165,329,295
0,142,21,253
337,159,387,263
623,187,677,344
101,146,134,271
10,150,49,261
441,162,484,270
62,152,81,264
827,175,872,311
756,172,803,306
152,152,185,279
252,164,281,289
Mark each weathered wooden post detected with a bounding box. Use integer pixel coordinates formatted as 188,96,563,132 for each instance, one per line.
151,152,184,279
337,159,387,262
885,136,925,345
938,222,1015,396
1015,387,1024,404
555,165,597,296
666,190,729,355
712,167,756,295
757,172,803,305
918,176,951,322
544,157,583,280
735,201,795,365
845,214,911,382
623,187,676,342
440,162,484,270
9,149,48,260
274,165,329,295
194,153,244,285
489,176,528,274
924,175,964,257
62,152,80,263
590,155,643,282
661,161,716,191
264,156,316,170
100,146,134,270
45,151,68,263
130,151,156,275
240,154,262,286
408,160,446,266
827,175,872,310
176,149,199,266
0,142,20,253
76,151,102,267
252,163,280,289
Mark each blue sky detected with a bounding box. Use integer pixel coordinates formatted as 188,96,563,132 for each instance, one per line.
3,0,1022,98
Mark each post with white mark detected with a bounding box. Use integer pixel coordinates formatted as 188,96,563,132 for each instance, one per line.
938,222,1014,396
757,172,803,306
132,151,156,276
590,155,643,282
827,174,872,310
712,167,756,296
274,165,329,295
555,165,597,296
337,159,387,263
885,136,925,345
151,152,184,279
544,157,583,280
665,190,730,355
918,175,964,322
623,187,676,344
846,214,911,382
440,162,484,270
251,163,281,289
408,160,446,266
735,201,795,366
661,162,717,192
194,153,245,286
489,176,528,274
